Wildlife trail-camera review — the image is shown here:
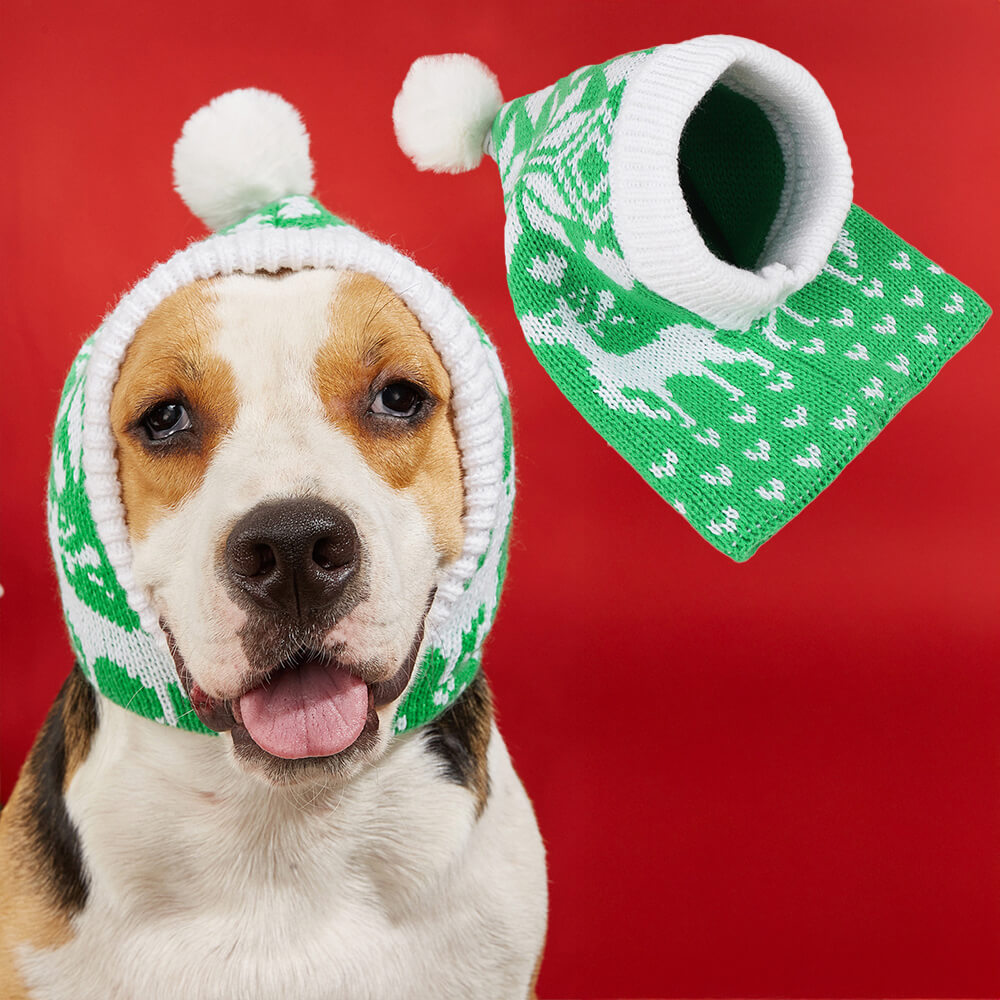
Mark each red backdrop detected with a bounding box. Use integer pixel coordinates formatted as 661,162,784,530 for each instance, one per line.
2,1,998,996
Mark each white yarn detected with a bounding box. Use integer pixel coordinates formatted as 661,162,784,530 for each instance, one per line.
75,218,509,728
609,36,853,331
173,89,315,231
393,54,503,174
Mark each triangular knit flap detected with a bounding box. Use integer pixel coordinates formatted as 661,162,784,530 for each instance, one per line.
394,37,991,560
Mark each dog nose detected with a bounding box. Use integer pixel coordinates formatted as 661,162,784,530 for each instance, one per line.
224,499,360,617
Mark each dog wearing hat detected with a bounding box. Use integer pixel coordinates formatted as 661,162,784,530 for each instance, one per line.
0,89,546,999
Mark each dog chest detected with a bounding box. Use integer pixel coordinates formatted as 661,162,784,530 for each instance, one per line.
15,703,546,999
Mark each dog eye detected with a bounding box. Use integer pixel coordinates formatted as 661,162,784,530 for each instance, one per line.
140,401,192,441
371,382,424,419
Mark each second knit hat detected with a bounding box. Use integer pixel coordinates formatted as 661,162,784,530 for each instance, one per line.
394,35,990,561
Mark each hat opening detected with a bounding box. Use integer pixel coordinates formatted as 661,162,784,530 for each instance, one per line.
609,35,853,331
678,82,786,272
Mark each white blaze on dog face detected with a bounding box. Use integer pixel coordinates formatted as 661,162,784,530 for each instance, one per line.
110,269,464,751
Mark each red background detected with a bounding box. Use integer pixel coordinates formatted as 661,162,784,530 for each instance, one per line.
2,1,998,996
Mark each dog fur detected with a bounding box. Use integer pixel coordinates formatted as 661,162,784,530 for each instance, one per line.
0,269,547,998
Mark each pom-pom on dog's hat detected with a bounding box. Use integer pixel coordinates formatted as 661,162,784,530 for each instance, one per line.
394,36,991,560
49,89,513,736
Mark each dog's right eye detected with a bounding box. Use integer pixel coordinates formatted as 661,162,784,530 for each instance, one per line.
370,381,426,419
140,401,192,441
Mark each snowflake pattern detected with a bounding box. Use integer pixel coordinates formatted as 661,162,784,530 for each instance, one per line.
49,195,515,735
488,50,990,559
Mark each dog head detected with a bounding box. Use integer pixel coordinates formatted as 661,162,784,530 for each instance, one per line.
108,267,465,782
46,91,513,787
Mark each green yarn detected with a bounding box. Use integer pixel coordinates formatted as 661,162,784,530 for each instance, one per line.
487,49,991,560
48,192,514,741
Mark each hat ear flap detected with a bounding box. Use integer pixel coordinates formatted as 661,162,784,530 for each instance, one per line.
393,54,503,174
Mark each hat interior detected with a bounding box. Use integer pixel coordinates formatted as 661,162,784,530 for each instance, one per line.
679,82,786,272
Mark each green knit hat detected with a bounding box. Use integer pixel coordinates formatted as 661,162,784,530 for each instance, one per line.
394,34,990,560
48,90,514,736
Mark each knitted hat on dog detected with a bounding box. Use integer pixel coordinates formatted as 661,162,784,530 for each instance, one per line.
394,35,991,560
48,90,513,735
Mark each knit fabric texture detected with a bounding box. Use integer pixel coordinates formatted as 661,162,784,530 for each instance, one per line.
485,38,990,560
48,194,515,736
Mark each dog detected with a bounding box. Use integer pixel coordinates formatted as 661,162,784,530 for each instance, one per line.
0,266,548,998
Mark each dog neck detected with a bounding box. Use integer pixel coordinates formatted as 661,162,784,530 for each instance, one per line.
68,694,484,918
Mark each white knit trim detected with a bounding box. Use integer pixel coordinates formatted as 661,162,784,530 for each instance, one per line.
608,35,853,331
81,225,505,663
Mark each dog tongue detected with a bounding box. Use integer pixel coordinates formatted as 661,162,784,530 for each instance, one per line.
238,659,369,759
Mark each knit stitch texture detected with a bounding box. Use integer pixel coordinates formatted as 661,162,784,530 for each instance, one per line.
48,195,514,736
487,44,990,559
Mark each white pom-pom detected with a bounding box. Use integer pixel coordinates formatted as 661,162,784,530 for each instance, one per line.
393,54,503,174
173,89,314,231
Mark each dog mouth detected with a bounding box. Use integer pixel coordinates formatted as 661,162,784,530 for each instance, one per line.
232,650,374,759
165,620,426,762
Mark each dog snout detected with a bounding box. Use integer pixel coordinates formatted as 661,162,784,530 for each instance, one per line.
224,498,360,617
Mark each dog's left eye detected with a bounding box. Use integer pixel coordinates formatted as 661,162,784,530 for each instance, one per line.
371,381,425,419
140,401,192,441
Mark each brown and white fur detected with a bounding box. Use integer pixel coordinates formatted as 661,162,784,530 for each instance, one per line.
0,268,547,998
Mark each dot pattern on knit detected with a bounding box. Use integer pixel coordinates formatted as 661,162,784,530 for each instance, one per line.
48,195,515,736
489,52,990,560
